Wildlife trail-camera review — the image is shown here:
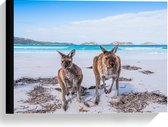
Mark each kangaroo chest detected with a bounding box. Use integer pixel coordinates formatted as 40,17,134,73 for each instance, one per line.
101,68,117,80
64,69,79,86
65,71,75,81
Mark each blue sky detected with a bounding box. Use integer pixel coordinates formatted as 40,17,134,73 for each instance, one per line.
14,1,167,44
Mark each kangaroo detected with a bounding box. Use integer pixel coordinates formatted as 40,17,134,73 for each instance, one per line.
93,45,121,105
57,49,83,111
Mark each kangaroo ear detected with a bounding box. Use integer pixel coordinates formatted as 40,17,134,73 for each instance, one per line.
100,46,107,54
57,50,66,57
111,45,119,53
68,49,76,57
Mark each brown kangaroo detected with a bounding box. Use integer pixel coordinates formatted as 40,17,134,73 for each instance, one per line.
93,45,121,105
57,49,83,111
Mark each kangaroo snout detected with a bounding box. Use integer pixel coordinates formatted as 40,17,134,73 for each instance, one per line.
109,62,115,67
62,61,72,69
109,59,116,67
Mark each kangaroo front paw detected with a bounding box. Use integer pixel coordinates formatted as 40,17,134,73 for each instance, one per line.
104,88,108,94
106,88,112,94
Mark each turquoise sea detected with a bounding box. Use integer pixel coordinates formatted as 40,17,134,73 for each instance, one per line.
14,44,167,52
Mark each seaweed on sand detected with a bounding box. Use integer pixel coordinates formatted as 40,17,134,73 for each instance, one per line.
24,86,56,105
139,70,154,75
122,65,142,70
110,92,167,113
14,77,58,86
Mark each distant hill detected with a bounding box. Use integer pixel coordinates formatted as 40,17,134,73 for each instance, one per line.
142,42,158,45
14,37,74,45
110,41,133,45
14,37,164,45
81,42,98,45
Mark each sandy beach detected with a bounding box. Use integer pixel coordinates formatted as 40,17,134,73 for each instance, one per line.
14,49,167,113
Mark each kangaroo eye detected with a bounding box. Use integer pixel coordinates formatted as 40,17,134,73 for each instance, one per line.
105,57,108,60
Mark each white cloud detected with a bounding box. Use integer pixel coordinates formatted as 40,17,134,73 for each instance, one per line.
23,9,167,44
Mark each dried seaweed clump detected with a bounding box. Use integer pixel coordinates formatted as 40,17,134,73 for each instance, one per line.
110,92,167,113
14,77,58,86
25,86,55,105
139,70,154,75
79,107,89,112
122,65,142,70
119,77,132,82
20,86,62,113
16,102,62,113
